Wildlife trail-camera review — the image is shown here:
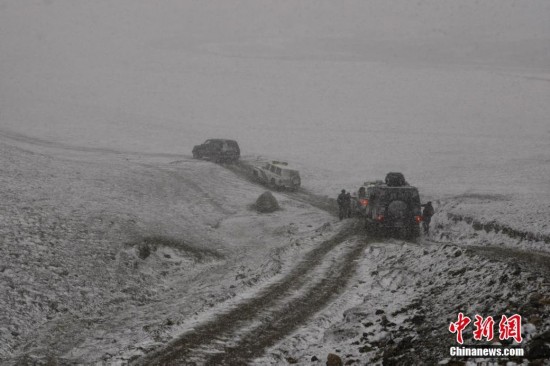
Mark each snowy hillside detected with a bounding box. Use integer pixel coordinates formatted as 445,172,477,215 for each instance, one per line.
0,142,336,363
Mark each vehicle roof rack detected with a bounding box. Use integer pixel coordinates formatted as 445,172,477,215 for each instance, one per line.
363,180,384,186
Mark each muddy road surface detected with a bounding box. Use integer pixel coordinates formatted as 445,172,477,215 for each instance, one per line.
133,220,367,365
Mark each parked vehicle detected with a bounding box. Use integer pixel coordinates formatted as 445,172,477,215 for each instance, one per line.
351,180,384,217
362,173,422,239
192,139,240,163
252,161,301,190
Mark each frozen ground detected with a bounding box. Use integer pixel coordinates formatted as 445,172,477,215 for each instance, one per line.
0,140,338,364
256,240,550,365
1,137,548,365
1,0,549,364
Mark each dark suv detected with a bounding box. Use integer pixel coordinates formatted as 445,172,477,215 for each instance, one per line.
192,139,240,163
363,173,422,239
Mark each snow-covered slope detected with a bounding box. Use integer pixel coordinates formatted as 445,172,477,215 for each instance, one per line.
0,142,334,363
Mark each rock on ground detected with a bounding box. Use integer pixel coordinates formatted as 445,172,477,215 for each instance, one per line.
255,191,280,213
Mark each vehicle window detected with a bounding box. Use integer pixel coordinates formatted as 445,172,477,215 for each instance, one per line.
382,189,415,202
276,168,282,175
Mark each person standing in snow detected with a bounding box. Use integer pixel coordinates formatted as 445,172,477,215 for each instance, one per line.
344,191,352,218
421,201,435,234
337,189,347,220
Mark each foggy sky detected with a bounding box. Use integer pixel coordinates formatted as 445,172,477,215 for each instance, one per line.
1,1,549,155
2,0,549,76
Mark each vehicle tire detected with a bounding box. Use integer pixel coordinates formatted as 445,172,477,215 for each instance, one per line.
406,225,420,240
192,152,200,159
366,221,379,238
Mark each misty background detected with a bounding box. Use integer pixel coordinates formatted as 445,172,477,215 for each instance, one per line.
1,0,549,196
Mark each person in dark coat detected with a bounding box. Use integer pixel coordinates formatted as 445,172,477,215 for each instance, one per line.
421,201,435,234
344,192,352,218
337,189,347,220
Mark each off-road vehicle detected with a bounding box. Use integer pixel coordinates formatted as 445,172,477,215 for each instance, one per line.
192,139,240,163
252,161,301,191
362,173,422,239
350,180,383,217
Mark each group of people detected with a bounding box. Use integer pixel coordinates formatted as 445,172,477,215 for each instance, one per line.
336,189,352,220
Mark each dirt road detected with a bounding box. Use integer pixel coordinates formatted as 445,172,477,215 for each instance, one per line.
133,218,365,364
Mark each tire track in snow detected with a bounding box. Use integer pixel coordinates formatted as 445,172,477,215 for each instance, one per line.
204,237,368,366
133,220,367,365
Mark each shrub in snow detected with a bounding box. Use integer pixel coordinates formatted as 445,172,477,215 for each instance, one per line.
137,242,151,260
254,191,279,213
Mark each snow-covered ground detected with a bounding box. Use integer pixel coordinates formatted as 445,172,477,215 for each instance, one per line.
1,1,549,364
0,142,337,363
256,239,550,365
